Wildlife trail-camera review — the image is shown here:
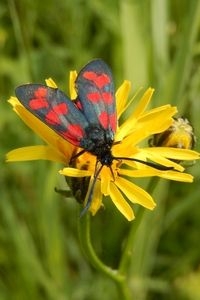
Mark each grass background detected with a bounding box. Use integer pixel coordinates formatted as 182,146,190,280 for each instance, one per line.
1,0,200,299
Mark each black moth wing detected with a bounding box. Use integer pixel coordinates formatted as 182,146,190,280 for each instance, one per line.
15,84,89,146
75,59,117,134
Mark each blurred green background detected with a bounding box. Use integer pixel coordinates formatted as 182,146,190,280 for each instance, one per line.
1,0,200,299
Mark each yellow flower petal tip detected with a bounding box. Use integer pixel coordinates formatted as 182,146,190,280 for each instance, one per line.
69,70,78,99
45,78,57,88
8,96,20,106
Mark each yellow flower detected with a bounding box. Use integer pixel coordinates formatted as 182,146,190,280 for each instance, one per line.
6,71,200,221
150,117,196,150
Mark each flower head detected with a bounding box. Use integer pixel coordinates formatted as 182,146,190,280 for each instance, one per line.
150,117,196,150
7,67,200,221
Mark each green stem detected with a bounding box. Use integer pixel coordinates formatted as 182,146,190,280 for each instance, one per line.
78,213,132,300
78,213,123,282
117,279,133,300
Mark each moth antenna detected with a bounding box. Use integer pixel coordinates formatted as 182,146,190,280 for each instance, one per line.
114,157,174,171
70,149,86,164
80,162,103,217
109,165,115,180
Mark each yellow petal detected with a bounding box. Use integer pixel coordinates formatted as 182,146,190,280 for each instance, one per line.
59,167,92,177
45,78,57,88
145,147,200,161
89,180,103,215
118,166,193,182
119,168,161,177
131,88,154,118
137,105,177,131
115,117,137,141
69,71,78,99
6,145,66,163
115,176,156,209
118,105,177,142
8,96,19,106
100,167,111,195
110,182,135,221
116,80,131,117
124,152,184,172
157,171,194,182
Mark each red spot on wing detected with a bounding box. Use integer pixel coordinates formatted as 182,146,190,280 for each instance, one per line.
102,92,113,104
45,111,60,125
68,124,84,136
53,103,68,114
87,92,101,102
61,124,84,146
35,87,48,97
83,71,110,88
109,112,117,132
87,92,113,104
29,87,49,110
98,111,109,129
45,103,68,125
99,111,117,132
